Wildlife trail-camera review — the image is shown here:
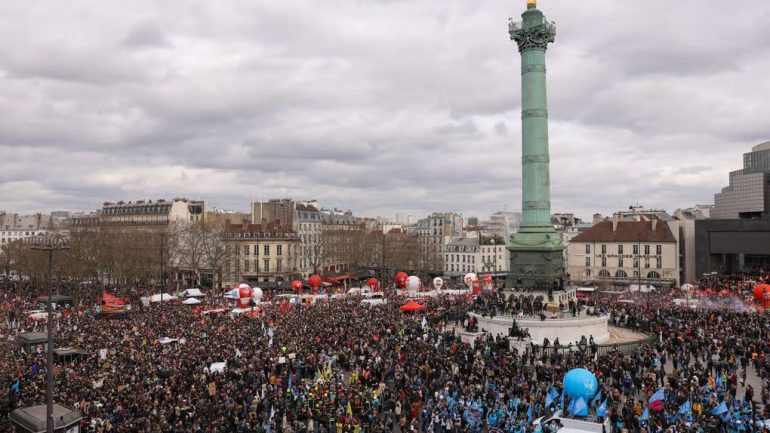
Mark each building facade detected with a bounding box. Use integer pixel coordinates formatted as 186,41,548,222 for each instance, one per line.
416,212,463,274
569,219,678,288
713,142,770,219
222,221,300,286
0,213,53,248
100,198,206,227
297,202,322,276
443,237,509,278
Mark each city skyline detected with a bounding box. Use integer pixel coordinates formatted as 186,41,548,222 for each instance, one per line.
1,1,768,218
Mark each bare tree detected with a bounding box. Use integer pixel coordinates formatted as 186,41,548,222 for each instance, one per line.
201,222,231,292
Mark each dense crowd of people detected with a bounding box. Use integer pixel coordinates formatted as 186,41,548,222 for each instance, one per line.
1,273,770,433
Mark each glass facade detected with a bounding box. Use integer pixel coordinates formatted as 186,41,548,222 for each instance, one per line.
714,143,770,219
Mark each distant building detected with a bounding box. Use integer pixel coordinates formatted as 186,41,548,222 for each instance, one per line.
99,198,206,227
297,202,322,276
713,141,770,219
569,216,678,288
205,210,250,227
0,213,56,248
673,207,710,283
416,212,463,274
222,221,300,286
252,199,298,231
443,236,509,278
696,141,770,275
485,211,521,242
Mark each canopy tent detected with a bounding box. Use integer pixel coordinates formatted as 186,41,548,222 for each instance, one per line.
182,288,206,298
182,298,202,305
400,300,426,312
149,293,178,303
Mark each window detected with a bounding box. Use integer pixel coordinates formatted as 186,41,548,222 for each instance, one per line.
656,257,662,268
618,257,624,268
618,245,623,254
584,269,592,277
633,257,639,268
585,244,590,254
656,245,661,255
601,244,606,254
601,257,606,267
244,260,249,272
244,246,249,256
615,270,627,278
264,259,270,272
264,245,270,256
276,259,282,272
254,245,259,256
644,258,650,268
644,245,650,255
585,257,590,266
647,271,661,279
598,270,611,277
277,245,283,256
633,245,639,255
633,270,639,277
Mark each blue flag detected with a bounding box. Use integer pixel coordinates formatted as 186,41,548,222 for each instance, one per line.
648,388,665,403
678,400,691,416
640,408,649,422
716,375,723,389
592,390,603,406
712,401,728,416
572,397,588,417
559,388,565,409
545,388,557,408
527,404,533,423
597,400,608,418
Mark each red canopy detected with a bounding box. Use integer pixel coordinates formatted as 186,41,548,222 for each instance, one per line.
400,300,426,312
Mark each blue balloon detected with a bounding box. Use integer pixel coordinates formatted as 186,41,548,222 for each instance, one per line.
563,368,598,401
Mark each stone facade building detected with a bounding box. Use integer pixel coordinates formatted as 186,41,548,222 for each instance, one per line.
222,221,300,286
569,218,678,288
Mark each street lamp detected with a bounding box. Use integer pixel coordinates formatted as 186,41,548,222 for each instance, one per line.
29,233,70,433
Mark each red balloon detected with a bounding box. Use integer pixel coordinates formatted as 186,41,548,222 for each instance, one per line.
395,272,408,289
237,285,252,308
292,280,303,291
308,275,323,289
754,284,770,307
367,278,378,290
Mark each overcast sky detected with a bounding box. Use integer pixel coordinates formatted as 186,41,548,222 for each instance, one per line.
1,0,769,221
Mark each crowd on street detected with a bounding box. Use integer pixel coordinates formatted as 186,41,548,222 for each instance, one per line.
1,273,770,433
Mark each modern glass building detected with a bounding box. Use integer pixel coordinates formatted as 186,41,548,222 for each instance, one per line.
713,142,770,219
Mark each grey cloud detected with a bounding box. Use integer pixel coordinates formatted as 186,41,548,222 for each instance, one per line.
0,0,767,220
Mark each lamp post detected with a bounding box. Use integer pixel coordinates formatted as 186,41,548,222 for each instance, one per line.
29,234,70,433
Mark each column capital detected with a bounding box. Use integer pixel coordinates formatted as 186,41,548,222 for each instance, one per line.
509,15,556,53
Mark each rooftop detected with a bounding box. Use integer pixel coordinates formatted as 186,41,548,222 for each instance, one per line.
570,220,676,243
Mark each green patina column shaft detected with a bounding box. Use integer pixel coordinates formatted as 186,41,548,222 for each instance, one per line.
506,0,565,290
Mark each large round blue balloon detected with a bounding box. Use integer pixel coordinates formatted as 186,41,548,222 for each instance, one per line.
562,368,598,401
